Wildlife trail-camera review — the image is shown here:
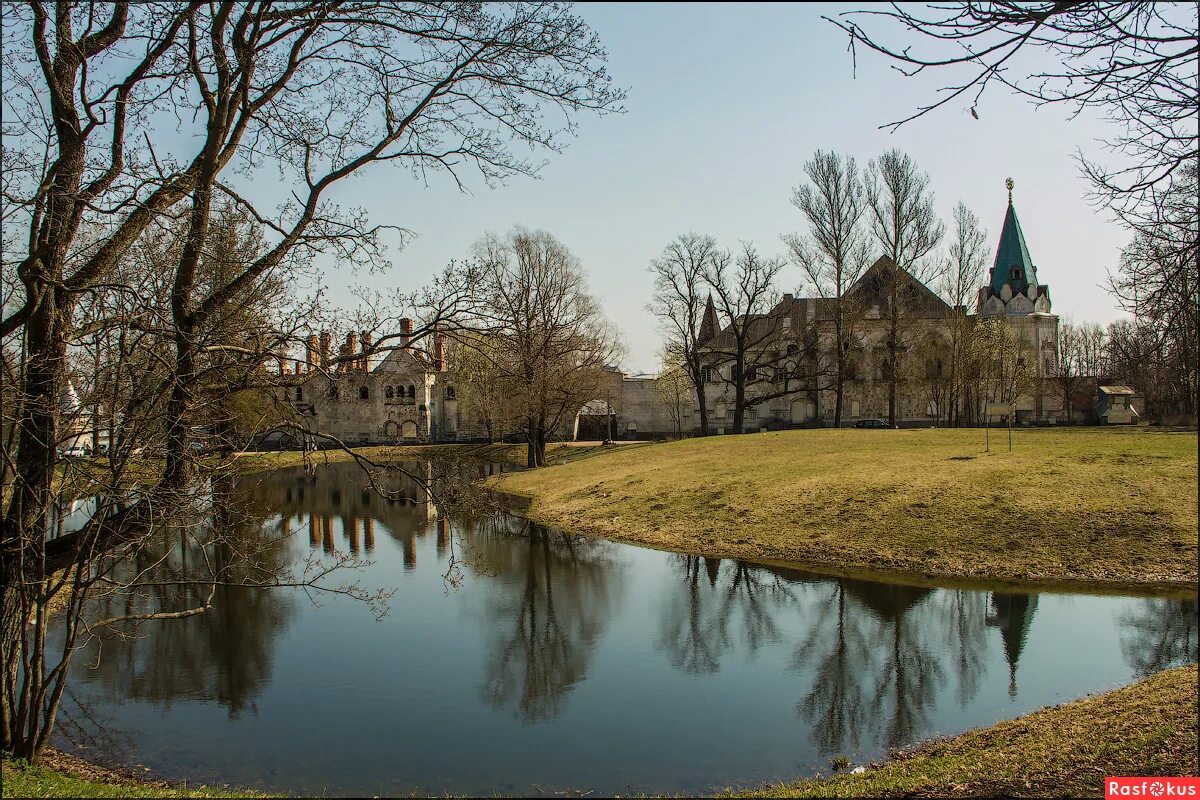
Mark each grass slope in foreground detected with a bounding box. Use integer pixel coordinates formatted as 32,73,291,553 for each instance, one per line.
729,663,1198,798
1,750,268,798
492,428,1198,591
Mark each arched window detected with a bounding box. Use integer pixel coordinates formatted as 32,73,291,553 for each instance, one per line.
385,386,394,399
295,386,303,401
445,386,456,400
282,387,290,401
359,386,369,400
406,384,415,398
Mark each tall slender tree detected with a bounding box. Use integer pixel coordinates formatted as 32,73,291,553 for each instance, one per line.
784,151,871,427
865,150,946,427
648,234,724,436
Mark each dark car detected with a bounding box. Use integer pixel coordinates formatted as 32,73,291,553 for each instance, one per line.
854,418,889,429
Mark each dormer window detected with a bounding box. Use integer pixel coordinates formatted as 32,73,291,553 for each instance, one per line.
1011,267,1020,280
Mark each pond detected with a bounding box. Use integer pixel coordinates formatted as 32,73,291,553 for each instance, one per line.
53,460,1197,797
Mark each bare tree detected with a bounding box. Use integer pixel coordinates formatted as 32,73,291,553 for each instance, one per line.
864,150,946,427
942,201,989,425
1107,164,1198,422
648,234,724,436
654,347,692,439
0,2,621,761
1049,319,1088,425
827,3,1198,227
784,151,871,427
702,243,790,434
475,229,620,467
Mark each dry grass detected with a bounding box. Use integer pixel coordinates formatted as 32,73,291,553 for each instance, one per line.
2,749,270,798
491,427,1198,592
726,664,1199,798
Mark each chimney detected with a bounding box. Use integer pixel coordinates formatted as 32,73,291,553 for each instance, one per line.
400,318,413,350
305,334,319,371
294,362,302,376
277,356,286,376
337,342,350,374
319,331,332,367
359,330,371,372
434,334,446,372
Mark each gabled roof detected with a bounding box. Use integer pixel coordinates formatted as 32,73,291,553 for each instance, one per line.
845,255,952,318
374,346,432,375
991,200,1038,296
1099,385,1135,395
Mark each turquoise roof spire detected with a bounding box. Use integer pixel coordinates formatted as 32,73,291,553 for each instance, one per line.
990,179,1038,296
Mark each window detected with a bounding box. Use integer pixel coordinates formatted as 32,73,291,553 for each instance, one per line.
700,366,713,383
787,344,799,356
445,386,456,400
294,386,302,401
385,386,394,399
327,384,338,400
407,384,415,398
1011,267,1020,280
359,386,369,400
745,366,757,381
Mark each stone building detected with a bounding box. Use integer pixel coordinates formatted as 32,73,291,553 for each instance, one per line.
276,318,461,444
691,184,1062,429
276,184,1072,444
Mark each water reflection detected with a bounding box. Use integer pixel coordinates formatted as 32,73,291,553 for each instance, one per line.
470,515,625,722
53,461,1199,797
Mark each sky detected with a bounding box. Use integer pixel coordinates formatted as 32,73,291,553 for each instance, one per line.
321,2,1133,374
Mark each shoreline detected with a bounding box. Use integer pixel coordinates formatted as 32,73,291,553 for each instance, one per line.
489,428,1198,597
500,489,1196,598
724,663,1199,798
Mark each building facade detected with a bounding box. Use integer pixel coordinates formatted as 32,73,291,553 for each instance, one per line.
277,189,1081,443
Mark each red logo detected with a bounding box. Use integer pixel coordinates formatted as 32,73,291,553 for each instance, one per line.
1107,778,1200,798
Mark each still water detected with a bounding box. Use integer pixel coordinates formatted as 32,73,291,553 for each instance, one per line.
55,460,1197,797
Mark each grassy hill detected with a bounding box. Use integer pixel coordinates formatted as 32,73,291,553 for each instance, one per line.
491,427,1198,592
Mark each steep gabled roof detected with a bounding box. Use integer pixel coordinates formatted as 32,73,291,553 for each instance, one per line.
697,294,719,345
990,200,1038,296
845,255,952,318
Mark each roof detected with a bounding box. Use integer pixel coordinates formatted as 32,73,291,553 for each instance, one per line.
991,200,1039,296
1099,385,1135,395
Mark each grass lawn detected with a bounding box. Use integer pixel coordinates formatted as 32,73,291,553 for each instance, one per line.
727,663,1199,798
1,750,268,798
491,427,1198,592
227,440,637,475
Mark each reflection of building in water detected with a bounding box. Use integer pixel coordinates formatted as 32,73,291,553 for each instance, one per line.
987,591,1039,696
245,462,443,560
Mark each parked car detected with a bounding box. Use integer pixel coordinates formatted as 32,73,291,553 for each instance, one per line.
854,418,889,429
60,445,90,457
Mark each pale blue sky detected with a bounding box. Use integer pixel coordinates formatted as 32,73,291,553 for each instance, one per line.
324,2,1131,373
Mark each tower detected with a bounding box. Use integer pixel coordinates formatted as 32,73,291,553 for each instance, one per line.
977,178,1052,317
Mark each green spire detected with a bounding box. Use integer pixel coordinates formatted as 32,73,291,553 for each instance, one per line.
990,180,1038,296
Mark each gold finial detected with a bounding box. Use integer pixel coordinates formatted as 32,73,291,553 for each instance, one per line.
1006,177,1014,204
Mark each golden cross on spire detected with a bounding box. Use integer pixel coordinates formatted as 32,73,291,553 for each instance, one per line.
1006,177,1014,204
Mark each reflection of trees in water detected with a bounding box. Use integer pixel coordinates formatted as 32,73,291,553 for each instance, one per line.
655,559,995,758
469,515,624,722
656,557,799,676
791,582,874,754
75,481,296,719
1119,599,1198,678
